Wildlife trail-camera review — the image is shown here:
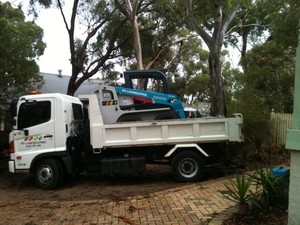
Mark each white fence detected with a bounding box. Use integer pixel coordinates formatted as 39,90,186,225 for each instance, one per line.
270,112,293,145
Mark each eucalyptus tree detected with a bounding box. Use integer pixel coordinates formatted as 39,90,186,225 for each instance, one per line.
186,0,239,116
117,0,143,69
114,0,193,71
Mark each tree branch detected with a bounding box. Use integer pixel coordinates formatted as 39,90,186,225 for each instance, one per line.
222,4,240,35
186,0,212,48
145,36,190,69
80,19,127,82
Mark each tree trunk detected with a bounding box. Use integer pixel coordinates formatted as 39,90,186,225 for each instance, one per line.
132,19,143,70
241,31,248,72
67,76,78,96
125,0,143,70
209,51,225,116
67,64,82,96
186,0,239,117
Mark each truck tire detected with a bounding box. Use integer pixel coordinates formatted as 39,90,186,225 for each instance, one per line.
171,151,205,182
33,158,61,190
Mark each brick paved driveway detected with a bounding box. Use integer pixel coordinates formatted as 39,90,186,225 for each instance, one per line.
0,176,236,225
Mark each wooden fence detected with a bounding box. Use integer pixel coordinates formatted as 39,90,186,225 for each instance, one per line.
270,112,293,145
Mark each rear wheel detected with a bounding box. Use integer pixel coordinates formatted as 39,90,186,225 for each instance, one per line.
33,158,62,190
171,151,205,182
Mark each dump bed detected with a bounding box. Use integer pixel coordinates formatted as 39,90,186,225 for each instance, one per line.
80,94,243,149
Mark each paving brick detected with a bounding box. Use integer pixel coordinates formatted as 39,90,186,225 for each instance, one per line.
0,176,246,225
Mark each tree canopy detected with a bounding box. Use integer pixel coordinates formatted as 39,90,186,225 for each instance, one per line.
0,1,46,99
26,0,299,117
229,0,299,115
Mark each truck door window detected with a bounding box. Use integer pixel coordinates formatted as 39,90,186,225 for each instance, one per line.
18,101,51,129
72,103,83,120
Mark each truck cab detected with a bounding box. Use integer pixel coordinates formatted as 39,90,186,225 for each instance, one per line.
9,93,83,189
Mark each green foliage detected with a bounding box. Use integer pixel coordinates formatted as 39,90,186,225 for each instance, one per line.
251,166,289,214
226,2,297,149
27,0,298,116
185,74,210,103
230,82,273,158
225,172,256,205
168,36,211,104
226,0,299,66
244,41,294,113
229,37,294,154
225,166,289,216
0,2,45,98
262,0,300,49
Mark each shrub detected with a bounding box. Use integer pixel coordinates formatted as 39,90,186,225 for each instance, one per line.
225,172,257,214
251,166,289,214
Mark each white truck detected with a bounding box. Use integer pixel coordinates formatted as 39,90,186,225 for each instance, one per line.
8,90,243,189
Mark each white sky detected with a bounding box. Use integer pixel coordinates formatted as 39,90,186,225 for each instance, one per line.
4,0,73,75
34,7,72,75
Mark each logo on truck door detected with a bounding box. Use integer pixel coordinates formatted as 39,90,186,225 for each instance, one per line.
21,135,48,148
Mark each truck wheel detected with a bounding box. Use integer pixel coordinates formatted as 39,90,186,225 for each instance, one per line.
33,158,61,190
171,151,205,182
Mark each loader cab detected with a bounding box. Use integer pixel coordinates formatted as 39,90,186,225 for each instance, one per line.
123,69,171,94
97,69,186,124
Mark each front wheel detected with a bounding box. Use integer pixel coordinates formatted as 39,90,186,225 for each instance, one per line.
171,151,205,182
33,158,62,190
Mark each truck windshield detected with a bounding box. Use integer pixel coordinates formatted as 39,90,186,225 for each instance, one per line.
18,101,51,129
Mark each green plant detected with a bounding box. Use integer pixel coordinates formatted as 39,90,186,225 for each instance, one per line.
251,166,289,214
225,172,256,207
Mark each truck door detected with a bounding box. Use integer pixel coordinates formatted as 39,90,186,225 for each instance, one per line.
13,99,55,159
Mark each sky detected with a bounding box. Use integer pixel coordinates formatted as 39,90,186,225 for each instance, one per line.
4,0,73,75
34,7,72,75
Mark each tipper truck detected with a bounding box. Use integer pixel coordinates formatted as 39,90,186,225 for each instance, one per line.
8,71,243,190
